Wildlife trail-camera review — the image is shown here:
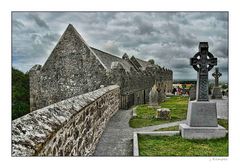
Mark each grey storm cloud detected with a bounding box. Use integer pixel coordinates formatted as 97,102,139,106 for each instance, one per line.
28,14,50,29
12,12,228,81
12,19,25,30
134,15,159,35
103,40,121,55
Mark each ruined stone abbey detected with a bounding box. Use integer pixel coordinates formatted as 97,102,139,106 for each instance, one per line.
13,24,173,156
29,24,173,111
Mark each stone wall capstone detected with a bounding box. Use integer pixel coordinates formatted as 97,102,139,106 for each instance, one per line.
12,85,120,156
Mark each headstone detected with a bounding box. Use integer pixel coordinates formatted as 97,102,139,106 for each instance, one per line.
172,87,177,95
189,85,196,101
149,84,159,106
179,42,226,139
155,108,171,120
157,81,166,103
211,67,222,99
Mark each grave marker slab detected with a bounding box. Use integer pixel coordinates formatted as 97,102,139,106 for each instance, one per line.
189,85,196,101
155,108,171,120
149,84,159,106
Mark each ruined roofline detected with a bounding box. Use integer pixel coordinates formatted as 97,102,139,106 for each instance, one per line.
35,24,172,73
40,24,107,71
90,47,170,71
90,47,124,62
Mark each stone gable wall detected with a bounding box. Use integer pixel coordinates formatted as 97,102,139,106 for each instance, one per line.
29,25,109,111
12,85,120,156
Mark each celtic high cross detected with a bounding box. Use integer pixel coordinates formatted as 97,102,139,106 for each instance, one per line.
212,67,222,87
190,42,217,101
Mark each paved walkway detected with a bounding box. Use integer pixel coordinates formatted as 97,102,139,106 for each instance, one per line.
94,109,134,156
94,97,228,156
94,109,184,156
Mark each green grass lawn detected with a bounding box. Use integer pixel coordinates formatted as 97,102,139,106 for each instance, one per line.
155,119,228,131
129,96,189,128
138,134,228,156
218,119,229,130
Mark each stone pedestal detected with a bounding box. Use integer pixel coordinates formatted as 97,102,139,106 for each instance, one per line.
180,101,226,139
212,87,222,99
187,101,218,127
179,124,226,139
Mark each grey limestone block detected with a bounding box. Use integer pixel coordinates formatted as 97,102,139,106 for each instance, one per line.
187,101,218,127
179,123,226,139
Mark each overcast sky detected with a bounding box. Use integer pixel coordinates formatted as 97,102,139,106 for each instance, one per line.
12,12,228,81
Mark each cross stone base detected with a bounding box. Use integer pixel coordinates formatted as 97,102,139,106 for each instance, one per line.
187,101,218,127
211,87,222,99
179,124,226,139
180,101,226,139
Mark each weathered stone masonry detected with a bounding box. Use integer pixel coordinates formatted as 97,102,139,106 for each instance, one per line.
12,85,120,156
29,24,173,111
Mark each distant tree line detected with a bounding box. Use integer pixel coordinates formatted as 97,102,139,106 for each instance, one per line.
12,67,30,120
173,80,197,84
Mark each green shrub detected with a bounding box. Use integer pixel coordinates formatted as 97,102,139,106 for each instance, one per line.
12,67,30,120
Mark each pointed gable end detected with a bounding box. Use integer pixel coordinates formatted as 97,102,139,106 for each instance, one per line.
42,24,107,71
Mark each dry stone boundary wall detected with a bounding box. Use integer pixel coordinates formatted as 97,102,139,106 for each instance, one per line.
12,85,120,156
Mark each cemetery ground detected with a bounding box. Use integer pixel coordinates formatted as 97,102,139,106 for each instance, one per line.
129,95,228,156
137,117,229,156
95,95,228,156
129,95,188,128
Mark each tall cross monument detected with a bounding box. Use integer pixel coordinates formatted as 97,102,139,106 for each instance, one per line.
180,42,226,139
211,67,223,99
212,67,222,87
190,42,217,101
